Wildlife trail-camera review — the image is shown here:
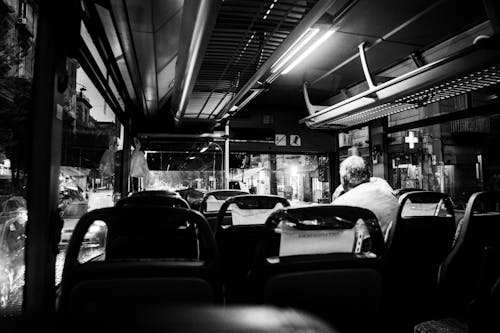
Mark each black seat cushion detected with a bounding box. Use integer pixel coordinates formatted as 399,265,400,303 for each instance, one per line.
215,195,290,302
249,205,384,333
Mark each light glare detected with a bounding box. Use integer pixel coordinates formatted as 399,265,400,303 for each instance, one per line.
271,28,320,73
282,28,336,74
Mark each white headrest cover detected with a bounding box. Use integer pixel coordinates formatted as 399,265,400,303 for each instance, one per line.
279,223,355,256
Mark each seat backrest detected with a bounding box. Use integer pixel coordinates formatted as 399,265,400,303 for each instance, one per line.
438,191,500,316
386,191,456,279
216,195,290,230
214,195,290,302
58,206,221,316
200,190,248,230
249,205,385,332
116,191,190,209
114,193,193,258
383,191,456,327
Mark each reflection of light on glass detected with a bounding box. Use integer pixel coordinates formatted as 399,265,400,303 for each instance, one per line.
88,223,102,233
3,159,10,168
290,165,298,176
259,171,265,181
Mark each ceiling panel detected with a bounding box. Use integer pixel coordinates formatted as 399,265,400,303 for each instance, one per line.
187,0,321,121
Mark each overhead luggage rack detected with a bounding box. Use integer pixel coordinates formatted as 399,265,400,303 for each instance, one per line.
302,41,500,129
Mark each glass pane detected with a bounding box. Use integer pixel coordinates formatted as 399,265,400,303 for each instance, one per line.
0,0,38,316
388,113,500,217
81,22,107,80
55,61,122,285
95,4,136,102
228,154,330,205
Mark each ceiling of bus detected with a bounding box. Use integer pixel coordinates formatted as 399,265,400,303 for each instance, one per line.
84,0,494,133
270,0,488,102
107,0,183,116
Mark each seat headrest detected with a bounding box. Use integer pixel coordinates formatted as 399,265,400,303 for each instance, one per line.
201,190,249,214
398,191,454,218
216,195,291,229
116,195,190,209
62,207,217,273
230,203,285,226
454,191,500,248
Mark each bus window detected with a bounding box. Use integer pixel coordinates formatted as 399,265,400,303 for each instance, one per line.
0,0,37,316
55,63,122,284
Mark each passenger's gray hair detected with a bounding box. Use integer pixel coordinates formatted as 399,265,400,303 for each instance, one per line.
339,155,370,190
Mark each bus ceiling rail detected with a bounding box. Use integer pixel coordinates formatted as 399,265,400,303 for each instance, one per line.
172,0,220,127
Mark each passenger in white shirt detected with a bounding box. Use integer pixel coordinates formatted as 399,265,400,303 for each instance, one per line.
332,155,398,240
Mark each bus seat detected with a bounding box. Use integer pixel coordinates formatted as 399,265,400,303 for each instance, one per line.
57,206,222,317
248,205,385,333
215,195,290,302
199,190,249,231
438,191,500,319
104,206,198,260
382,191,456,327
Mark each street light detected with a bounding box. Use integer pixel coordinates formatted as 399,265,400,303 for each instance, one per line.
200,142,224,189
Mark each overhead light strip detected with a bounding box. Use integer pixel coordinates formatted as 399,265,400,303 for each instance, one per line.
282,28,336,74
271,28,320,73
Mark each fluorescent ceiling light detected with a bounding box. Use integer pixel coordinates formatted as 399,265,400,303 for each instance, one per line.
200,146,209,153
271,28,320,73
282,28,336,74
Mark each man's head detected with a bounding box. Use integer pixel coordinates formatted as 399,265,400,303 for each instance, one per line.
339,155,370,191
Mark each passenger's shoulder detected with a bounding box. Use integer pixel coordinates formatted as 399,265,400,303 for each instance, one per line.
369,177,396,194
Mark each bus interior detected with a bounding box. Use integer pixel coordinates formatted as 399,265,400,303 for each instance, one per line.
0,0,499,332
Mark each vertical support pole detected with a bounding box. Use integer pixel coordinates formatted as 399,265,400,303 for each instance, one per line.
213,151,216,189
370,118,389,180
25,0,79,323
328,152,337,200
270,154,277,195
121,118,131,197
332,131,340,196
224,122,230,188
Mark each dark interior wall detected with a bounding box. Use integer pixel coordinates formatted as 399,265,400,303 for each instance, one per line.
229,104,336,154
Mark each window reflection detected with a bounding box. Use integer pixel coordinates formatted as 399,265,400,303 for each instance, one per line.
55,61,121,285
0,0,38,316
